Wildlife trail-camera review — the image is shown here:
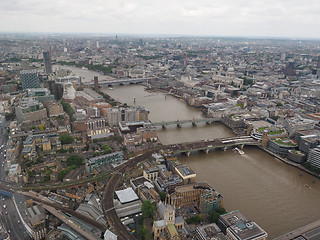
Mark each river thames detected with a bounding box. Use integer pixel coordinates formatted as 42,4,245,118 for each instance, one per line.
59,65,320,239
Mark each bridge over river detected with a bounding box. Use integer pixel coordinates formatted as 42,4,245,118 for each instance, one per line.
153,118,221,128
164,136,260,156
86,77,154,87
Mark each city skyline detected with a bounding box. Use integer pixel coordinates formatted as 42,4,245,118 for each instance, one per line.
1,0,320,39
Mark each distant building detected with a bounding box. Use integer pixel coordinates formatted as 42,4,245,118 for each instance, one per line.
0,114,5,134
43,100,64,117
26,88,54,102
94,76,99,91
218,210,267,240
87,118,109,137
20,70,40,89
106,107,138,126
43,51,52,74
21,59,30,70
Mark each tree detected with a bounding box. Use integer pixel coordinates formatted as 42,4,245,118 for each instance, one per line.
139,227,151,240
276,102,283,107
159,191,166,202
66,155,83,167
68,147,74,153
186,214,203,224
208,211,220,224
59,134,74,145
141,200,154,219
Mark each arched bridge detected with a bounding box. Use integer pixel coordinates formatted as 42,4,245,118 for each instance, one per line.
153,118,221,128
164,136,260,156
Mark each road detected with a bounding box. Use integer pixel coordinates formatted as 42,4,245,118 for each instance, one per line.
0,196,31,240
0,134,7,180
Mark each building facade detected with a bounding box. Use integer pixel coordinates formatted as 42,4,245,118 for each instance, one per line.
20,70,40,89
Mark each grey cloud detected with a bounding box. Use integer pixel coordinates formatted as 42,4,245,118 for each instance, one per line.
0,0,319,38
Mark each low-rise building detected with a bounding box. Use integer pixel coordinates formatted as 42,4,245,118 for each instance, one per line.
13,194,47,240
86,152,124,173
26,88,55,102
168,182,223,209
143,167,159,182
174,165,196,185
43,100,64,117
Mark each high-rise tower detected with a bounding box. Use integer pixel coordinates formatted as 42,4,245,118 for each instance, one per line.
43,50,52,74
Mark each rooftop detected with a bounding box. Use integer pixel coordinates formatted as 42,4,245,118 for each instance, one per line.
115,187,139,204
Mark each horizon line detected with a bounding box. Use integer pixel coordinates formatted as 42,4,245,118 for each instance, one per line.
1,31,320,41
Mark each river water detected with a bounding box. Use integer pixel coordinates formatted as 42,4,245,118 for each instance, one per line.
66,67,320,239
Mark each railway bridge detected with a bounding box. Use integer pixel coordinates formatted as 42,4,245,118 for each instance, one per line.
164,136,260,156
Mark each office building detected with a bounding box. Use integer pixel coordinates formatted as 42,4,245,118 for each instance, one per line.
200,190,224,215
218,210,267,240
26,88,54,102
106,107,138,126
21,59,30,70
196,223,227,240
20,70,40,89
307,146,320,169
15,98,47,123
43,51,52,74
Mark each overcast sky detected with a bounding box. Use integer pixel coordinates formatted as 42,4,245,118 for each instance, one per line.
1,0,320,39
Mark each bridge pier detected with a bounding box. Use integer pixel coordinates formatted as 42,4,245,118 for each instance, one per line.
223,147,227,152
240,144,244,150
192,120,197,126
186,151,191,157
177,121,182,128
205,149,209,154
162,122,166,129
206,120,211,125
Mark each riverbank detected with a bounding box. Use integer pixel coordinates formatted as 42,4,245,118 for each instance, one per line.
259,146,320,179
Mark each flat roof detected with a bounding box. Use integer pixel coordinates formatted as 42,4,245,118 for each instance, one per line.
115,187,139,204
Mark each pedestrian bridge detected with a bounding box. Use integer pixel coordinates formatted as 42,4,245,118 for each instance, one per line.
153,118,221,128
164,136,261,156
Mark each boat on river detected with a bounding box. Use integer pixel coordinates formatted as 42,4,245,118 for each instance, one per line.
234,147,245,155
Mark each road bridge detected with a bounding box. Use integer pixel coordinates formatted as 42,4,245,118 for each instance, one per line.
165,136,260,156
153,118,221,128
87,77,154,87
0,189,12,197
